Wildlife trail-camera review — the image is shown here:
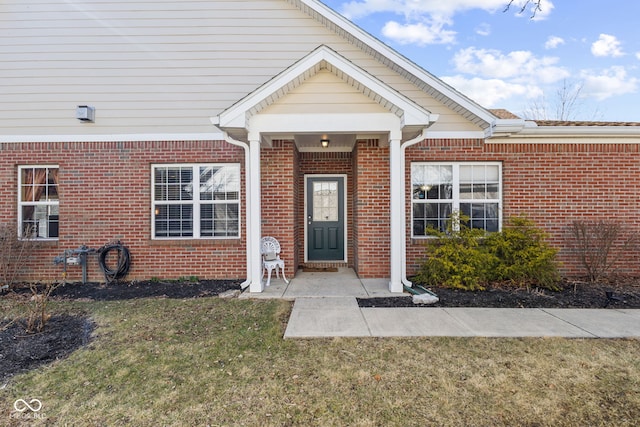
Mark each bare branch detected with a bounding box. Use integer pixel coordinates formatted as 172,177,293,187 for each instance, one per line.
522,79,600,122
504,0,543,19
555,80,583,121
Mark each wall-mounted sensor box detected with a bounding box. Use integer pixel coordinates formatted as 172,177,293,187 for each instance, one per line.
76,105,95,122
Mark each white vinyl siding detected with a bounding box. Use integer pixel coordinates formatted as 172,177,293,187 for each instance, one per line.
0,0,481,136
0,1,353,135
261,69,390,114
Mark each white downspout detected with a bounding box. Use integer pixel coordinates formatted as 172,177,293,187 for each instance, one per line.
218,130,252,290
400,128,430,288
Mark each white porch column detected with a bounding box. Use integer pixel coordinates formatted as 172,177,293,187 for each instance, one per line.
389,132,403,292
248,136,264,292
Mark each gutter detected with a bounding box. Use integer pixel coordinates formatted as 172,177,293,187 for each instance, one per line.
489,120,640,139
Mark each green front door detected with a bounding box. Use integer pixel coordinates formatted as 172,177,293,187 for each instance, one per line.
307,177,345,261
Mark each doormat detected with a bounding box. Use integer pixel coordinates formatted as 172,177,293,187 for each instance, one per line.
302,267,339,272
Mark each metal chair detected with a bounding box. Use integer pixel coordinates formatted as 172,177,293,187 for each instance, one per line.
261,236,289,287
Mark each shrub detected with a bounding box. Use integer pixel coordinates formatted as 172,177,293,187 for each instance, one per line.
484,216,560,290
22,282,61,333
0,222,36,291
416,215,560,291
0,222,60,333
567,220,636,283
415,213,495,290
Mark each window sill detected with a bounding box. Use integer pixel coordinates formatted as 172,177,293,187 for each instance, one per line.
149,238,241,247
20,238,59,245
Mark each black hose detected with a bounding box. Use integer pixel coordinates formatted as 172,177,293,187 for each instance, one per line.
98,241,131,284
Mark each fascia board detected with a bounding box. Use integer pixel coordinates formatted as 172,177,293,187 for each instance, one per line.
0,133,225,143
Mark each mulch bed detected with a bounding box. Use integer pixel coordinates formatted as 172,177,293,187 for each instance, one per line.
358,280,640,309
47,279,243,301
0,315,94,384
1,280,242,385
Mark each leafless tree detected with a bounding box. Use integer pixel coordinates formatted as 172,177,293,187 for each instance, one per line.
523,80,582,121
504,0,543,18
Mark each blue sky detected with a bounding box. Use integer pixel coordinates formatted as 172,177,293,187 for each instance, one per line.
319,0,640,121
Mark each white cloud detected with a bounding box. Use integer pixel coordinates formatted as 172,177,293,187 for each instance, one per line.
544,36,564,49
475,23,491,36
591,34,624,57
451,47,570,84
340,0,554,20
581,66,638,100
441,75,542,107
636,52,640,60
382,20,456,45
507,0,555,21
340,0,554,45
341,0,508,21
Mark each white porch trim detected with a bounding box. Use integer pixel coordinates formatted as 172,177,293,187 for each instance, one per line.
388,132,403,292
248,136,264,293
214,45,438,293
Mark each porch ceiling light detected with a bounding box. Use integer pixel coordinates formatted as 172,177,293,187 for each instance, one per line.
321,138,330,148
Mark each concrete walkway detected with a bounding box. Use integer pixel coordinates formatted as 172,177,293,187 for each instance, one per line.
284,298,640,338
241,269,640,338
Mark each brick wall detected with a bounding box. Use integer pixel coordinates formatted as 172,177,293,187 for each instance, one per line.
260,140,296,277
0,140,246,283
405,139,640,278
354,140,391,277
6,136,637,284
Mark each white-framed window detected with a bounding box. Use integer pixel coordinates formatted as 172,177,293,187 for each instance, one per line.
152,164,240,239
18,165,60,239
411,162,501,237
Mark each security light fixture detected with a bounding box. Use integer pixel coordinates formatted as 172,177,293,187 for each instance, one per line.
321,138,330,148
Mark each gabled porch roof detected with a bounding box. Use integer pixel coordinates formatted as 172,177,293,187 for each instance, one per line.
212,45,439,144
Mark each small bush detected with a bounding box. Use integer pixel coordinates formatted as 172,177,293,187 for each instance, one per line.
484,216,560,290
567,220,636,283
416,215,560,291
415,213,495,290
0,222,36,290
22,282,61,333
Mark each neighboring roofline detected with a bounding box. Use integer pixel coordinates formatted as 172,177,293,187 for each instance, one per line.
487,120,640,139
295,0,501,130
533,120,640,127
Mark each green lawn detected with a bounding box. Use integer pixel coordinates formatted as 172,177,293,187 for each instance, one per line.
2,297,639,426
